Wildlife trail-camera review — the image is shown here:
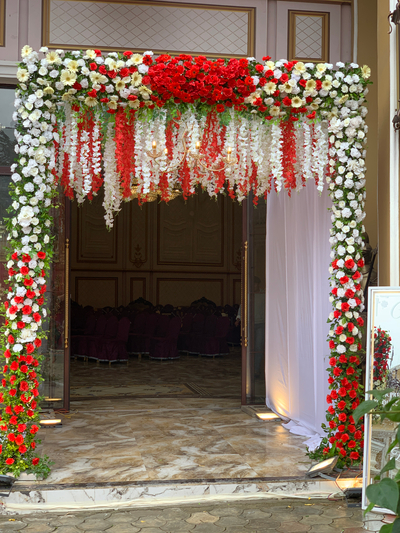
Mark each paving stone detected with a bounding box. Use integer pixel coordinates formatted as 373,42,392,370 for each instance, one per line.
133,517,167,528
21,526,56,533
213,515,247,527
260,505,294,513
300,514,333,525
308,526,338,533
270,513,298,522
51,515,86,526
342,529,375,533
276,521,311,532
158,508,192,520
186,512,219,524
160,520,194,532
241,509,272,520
191,525,225,533
47,527,81,533
361,520,385,531
0,521,28,530
103,525,141,533
105,512,141,523
209,506,243,517
332,517,364,528
77,519,112,531
245,519,281,529
80,512,112,521
290,505,323,516
320,506,355,518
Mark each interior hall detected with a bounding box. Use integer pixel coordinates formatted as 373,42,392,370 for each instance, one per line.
69,191,246,401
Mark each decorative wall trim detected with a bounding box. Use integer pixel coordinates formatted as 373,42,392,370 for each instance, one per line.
156,277,224,306
75,276,118,307
288,10,330,62
42,0,255,58
129,277,146,301
278,0,350,3
0,0,5,47
0,60,17,81
129,201,148,266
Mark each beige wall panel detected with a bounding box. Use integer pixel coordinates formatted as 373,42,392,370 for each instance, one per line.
128,202,149,269
233,278,241,306
45,0,254,57
129,277,147,303
75,276,118,308
73,194,119,266
231,201,242,273
156,278,223,307
158,194,224,266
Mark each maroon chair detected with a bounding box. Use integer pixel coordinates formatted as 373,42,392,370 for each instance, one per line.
149,316,181,360
75,314,107,358
135,313,159,356
154,314,170,338
88,315,119,360
71,313,96,357
128,312,147,354
189,314,217,355
178,313,193,352
101,317,131,364
187,313,205,354
201,316,230,357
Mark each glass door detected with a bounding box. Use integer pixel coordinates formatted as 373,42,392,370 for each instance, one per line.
40,196,70,411
241,196,266,404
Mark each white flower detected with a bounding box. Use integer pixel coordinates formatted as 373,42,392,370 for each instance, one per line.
17,205,35,227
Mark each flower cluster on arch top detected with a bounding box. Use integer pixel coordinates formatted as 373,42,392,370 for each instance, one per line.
0,45,371,476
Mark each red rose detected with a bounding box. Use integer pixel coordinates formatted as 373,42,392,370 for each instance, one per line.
26,344,35,354
17,322,25,329
339,448,346,457
22,305,32,315
344,259,355,269
31,442,35,449
333,367,342,376
9,389,16,397
24,278,33,286
17,424,26,432
354,430,362,439
341,433,349,442
329,357,336,366
9,416,17,425
341,302,350,312
20,266,29,275
357,317,364,326
5,458,14,465
89,62,97,71
15,435,24,445
34,338,42,348
338,355,347,363
11,252,18,260
282,96,292,106
350,451,360,460
357,259,364,268
10,361,18,371
33,313,41,323
280,73,289,83
32,457,40,466
329,340,335,349
19,445,27,454
352,271,361,280
94,49,102,56
337,400,346,410
326,395,332,404
346,367,355,376
338,413,347,422
346,337,354,345
331,288,338,296
336,326,344,335
333,310,342,319
340,276,349,284
20,381,29,392
8,335,14,344
331,390,338,400
216,104,225,113
37,251,46,259
7,433,15,442
328,405,335,414
30,425,39,435
345,289,355,299
27,410,34,417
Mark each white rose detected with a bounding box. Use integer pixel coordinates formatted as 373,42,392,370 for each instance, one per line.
17,205,35,227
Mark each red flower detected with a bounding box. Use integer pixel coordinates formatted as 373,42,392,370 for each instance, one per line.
341,302,350,312
350,451,360,461
5,458,14,465
30,425,39,435
307,111,316,120
216,104,225,113
20,381,29,392
344,259,355,269
329,357,336,366
8,389,16,397
346,337,354,345
339,448,346,457
282,96,292,106
15,435,24,445
89,62,97,71
123,51,133,57
354,430,362,439
34,338,42,348
26,344,35,354
22,305,32,315
326,395,332,404
346,367,355,376
20,266,29,275
8,335,14,344
357,317,364,327
329,340,335,349
335,326,344,335
338,413,347,422
32,458,40,466
17,322,25,329
357,259,364,268
9,416,17,425
17,424,26,432
337,400,346,410
340,276,349,285
19,445,27,454
352,271,361,280
23,278,33,287
32,313,41,323
338,355,347,363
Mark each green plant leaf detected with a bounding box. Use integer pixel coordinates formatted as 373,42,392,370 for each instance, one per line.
381,458,397,476
366,478,399,513
387,412,400,423
364,501,375,514
393,518,400,533
367,388,394,401
380,524,394,533
388,438,399,454
353,400,378,421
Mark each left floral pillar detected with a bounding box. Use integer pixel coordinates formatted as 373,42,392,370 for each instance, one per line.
0,46,58,477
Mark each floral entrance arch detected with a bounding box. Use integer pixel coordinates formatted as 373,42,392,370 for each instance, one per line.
0,45,371,477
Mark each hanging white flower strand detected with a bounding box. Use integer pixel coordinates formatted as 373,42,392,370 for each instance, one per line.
103,123,122,228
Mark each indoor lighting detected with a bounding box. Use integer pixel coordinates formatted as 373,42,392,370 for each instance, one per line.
306,456,338,479
39,419,62,427
256,412,280,420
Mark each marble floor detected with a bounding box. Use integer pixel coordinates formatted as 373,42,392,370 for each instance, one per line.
32,351,312,486
37,397,312,485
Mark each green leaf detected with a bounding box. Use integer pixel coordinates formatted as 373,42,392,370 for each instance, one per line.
381,458,397,476
380,524,394,533
366,478,399,513
353,400,378,421
364,501,375,514
387,412,400,423
388,438,399,454
393,518,400,533
367,388,394,401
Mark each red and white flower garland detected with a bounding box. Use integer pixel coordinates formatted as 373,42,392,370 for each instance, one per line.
0,46,371,477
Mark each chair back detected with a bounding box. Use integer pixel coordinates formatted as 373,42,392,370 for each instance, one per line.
84,314,96,335
191,313,205,334
94,314,107,335
215,316,230,338
145,313,159,336
116,317,131,342
155,314,170,337
204,314,217,336
168,316,182,340
181,313,193,333
104,315,119,338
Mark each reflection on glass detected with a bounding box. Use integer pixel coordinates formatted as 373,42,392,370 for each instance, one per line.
364,289,400,494
39,194,66,408
0,87,17,168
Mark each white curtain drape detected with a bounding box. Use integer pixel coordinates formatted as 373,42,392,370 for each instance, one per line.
265,180,332,448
